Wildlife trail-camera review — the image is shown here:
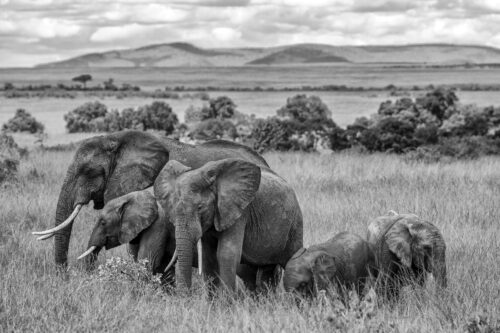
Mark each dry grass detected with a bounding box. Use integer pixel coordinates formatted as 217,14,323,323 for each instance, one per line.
1,150,499,332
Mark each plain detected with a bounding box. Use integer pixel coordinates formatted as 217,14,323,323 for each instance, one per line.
1,149,499,332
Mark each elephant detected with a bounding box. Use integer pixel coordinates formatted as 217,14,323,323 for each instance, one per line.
153,158,303,292
283,232,376,298
31,130,270,269
77,188,274,291
366,213,447,300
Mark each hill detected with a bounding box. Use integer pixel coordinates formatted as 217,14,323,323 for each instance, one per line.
36,42,500,68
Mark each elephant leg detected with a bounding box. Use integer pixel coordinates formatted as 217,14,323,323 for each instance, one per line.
201,233,220,291
236,264,258,291
128,243,140,261
216,221,246,293
256,265,282,292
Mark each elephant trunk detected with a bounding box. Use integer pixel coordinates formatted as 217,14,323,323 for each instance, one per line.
54,173,77,267
175,219,195,289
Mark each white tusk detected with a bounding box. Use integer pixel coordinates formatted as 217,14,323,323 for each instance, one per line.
77,246,97,260
197,239,202,276
32,204,83,236
164,248,178,273
36,233,55,241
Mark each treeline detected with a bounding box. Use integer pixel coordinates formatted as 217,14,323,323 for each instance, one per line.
3,88,500,161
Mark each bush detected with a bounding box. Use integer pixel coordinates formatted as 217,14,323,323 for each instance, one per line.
2,109,44,134
251,117,293,153
189,119,237,141
200,96,236,120
140,101,178,134
64,101,108,133
0,133,21,183
277,94,332,123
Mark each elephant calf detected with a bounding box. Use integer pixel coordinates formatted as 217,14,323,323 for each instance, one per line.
77,189,180,279
283,232,376,298
366,213,447,300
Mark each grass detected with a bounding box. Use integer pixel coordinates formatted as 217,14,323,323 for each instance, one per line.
1,149,499,332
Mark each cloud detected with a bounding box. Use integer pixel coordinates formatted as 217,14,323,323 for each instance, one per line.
1,0,500,66
90,23,161,42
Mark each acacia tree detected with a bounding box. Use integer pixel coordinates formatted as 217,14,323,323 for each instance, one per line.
72,74,92,88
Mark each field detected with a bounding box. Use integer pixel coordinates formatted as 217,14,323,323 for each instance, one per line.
2,66,500,144
1,149,499,332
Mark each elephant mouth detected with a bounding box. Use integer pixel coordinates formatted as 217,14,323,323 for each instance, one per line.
104,236,120,250
90,190,105,209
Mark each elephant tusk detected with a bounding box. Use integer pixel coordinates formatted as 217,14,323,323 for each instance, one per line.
197,239,202,276
164,248,178,273
32,204,83,235
36,233,55,241
77,246,97,260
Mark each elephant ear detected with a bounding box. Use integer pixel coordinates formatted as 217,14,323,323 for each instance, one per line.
153,160,192,204
195,158,261,232
312,253,338,288
385,221,413,268
118,190,159,244
104,132,170,202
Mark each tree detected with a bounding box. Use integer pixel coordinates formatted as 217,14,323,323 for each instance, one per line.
140,101,178,135
64,101,108,133
277,94,332,123
72,74,92,88
200,96,236,120
2,109,44,134
416,87,458,121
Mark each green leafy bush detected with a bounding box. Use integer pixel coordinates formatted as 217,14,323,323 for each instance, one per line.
2,109,44,134
140,101,178,134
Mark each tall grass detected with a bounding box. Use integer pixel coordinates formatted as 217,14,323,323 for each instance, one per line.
1,150,499,332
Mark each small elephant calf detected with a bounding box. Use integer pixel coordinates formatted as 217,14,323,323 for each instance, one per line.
283,232,376,298
367,213,447,300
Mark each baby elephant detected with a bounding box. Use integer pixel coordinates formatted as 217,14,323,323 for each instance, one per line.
78,188,180,278
283,232,376,297
367,213,447,300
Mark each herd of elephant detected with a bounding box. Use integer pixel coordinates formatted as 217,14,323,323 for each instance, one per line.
32,130,447,301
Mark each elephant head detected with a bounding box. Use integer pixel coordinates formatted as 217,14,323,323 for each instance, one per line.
77,190,159,261
32,131,170,267
154,158,261,289
283,247,341,296
368,214,447,291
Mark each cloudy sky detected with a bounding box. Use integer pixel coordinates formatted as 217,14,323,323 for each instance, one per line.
1,0,500,67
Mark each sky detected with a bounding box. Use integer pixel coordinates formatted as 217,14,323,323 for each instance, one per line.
1,0,500,67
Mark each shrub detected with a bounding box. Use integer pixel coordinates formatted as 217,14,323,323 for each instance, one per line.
277,94,332,123
200,96,236,120
189,119,237,141
251,117,293,153
184,105,204,124
2,109,44,134
0,133,21,183
64,101,108,133
140,101,178,134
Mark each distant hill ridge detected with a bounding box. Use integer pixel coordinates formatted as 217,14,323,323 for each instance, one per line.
36,42,500,68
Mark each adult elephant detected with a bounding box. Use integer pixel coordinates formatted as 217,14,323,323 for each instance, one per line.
154,158,303,292
32,130,270,268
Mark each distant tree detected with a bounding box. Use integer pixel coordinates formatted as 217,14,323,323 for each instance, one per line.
200,96,236,120
72,74,92,88
2,109,44,134
277,94,332,123
103,78,117,91
64,101,108,133
140,101,178,135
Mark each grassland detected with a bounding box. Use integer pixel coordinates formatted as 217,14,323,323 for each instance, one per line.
1,149,499,332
